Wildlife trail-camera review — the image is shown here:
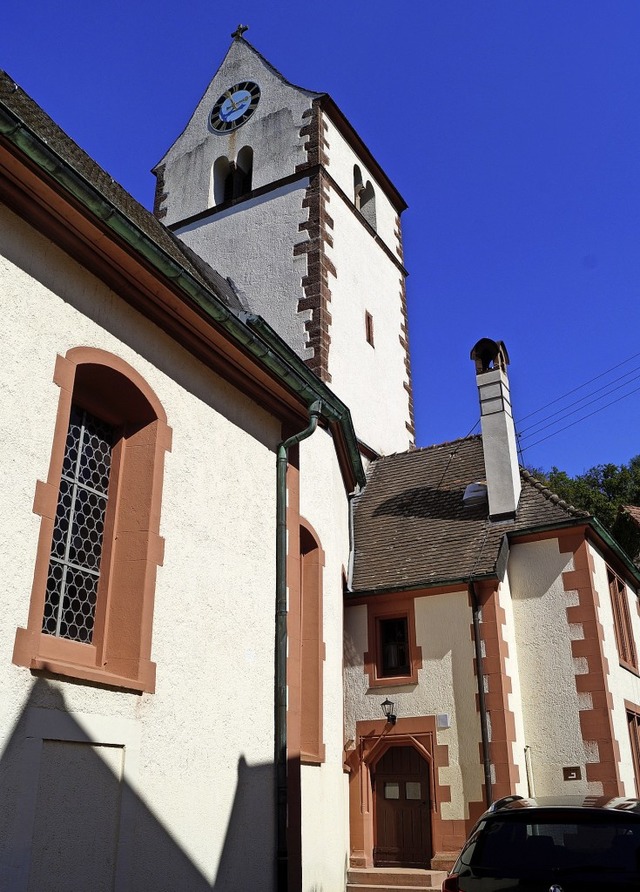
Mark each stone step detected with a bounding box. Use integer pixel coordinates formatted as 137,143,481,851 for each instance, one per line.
346,867,447,890
346,886,443,892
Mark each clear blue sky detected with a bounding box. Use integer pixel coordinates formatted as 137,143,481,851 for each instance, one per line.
3,2,640,475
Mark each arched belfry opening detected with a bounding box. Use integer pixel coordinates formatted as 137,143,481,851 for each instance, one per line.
212,155,232,205
354,165,364,205
236,145,253,194
353,164,376,230
211,147,254,206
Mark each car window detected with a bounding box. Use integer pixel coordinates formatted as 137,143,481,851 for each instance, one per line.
460,815,640,875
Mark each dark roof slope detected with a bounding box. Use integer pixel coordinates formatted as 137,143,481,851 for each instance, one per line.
0,69,244,312
351,436,585,593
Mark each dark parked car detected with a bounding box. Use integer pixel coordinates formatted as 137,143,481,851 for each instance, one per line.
443,794,640,891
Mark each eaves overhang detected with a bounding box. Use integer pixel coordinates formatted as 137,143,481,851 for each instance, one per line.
0,87,365,492
508,516,640,592
345,569,500,603
346,514,640,602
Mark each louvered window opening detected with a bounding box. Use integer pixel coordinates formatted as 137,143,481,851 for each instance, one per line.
43,406,114,643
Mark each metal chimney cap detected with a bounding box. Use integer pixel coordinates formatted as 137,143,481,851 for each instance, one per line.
470,339,510,374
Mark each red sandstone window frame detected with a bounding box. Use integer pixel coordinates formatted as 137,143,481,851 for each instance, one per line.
626,702,640,797
608,568,638,673
13,348,171,693
364,596,422,688
299,520,326,765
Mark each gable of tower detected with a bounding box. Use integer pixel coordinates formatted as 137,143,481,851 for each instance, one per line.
154,37,320,226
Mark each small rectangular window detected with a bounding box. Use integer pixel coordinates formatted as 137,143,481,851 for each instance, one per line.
365,599,422,687
365,311,375,347
384,782,400,800
379,616,410,677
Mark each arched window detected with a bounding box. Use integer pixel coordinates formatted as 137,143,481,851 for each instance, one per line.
212,148,254,206
353,165,364,208
299,521,325,764
353,164,377,231
360,181,377,230
13,348,171,692
236,145,253,196
213,155,232,205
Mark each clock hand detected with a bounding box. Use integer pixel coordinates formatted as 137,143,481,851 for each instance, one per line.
223,90,239,110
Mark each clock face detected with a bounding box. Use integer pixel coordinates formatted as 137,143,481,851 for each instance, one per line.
210,81,260,132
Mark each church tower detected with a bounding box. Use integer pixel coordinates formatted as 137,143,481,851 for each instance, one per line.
154,32,414,455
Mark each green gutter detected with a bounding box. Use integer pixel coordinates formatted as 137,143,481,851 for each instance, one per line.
344,570,500,600
0,99,365,489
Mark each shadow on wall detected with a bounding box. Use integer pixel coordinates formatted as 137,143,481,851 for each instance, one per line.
0,678,275,892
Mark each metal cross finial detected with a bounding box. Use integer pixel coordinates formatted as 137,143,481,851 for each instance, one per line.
231,24,249,39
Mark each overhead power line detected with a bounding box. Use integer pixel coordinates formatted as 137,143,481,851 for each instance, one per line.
516,349,640,425
518,369,640,440
518,382,640,451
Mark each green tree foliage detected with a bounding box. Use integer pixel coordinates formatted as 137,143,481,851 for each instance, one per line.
530,456,640,537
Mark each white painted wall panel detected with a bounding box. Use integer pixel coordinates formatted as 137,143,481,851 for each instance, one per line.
326,187,412,454
298,432,351,890
1,205,280,890
323,116,399,248
588,542,640,796
509,539,594,795
175,181,311,357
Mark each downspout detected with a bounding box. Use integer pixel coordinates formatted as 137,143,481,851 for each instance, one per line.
275,400,323,891
469,581,493,806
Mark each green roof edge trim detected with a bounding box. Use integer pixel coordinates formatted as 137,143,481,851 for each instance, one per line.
0,98,365,489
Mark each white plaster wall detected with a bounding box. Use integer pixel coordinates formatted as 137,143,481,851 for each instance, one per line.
1,205,282,890
496,571,528,795
298,432,351,891
344,591,483,820
323,116,399,249
175,181,311,357
157,40,314,225
326,188,412,455
588,542,640,796
508,539,597,796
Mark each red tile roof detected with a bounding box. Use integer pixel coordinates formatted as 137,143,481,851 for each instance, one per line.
351,436,585,593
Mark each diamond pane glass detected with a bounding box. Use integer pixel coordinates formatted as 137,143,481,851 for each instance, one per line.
43,407,113,643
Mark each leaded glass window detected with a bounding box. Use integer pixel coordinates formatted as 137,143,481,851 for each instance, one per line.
42,406,114,643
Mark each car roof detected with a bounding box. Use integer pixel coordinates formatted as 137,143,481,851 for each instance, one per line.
485,794,640,817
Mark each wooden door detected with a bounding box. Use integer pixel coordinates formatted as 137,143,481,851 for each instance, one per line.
373,746,431,868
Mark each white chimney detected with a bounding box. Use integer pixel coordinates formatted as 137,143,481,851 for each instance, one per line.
470,338,521,520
